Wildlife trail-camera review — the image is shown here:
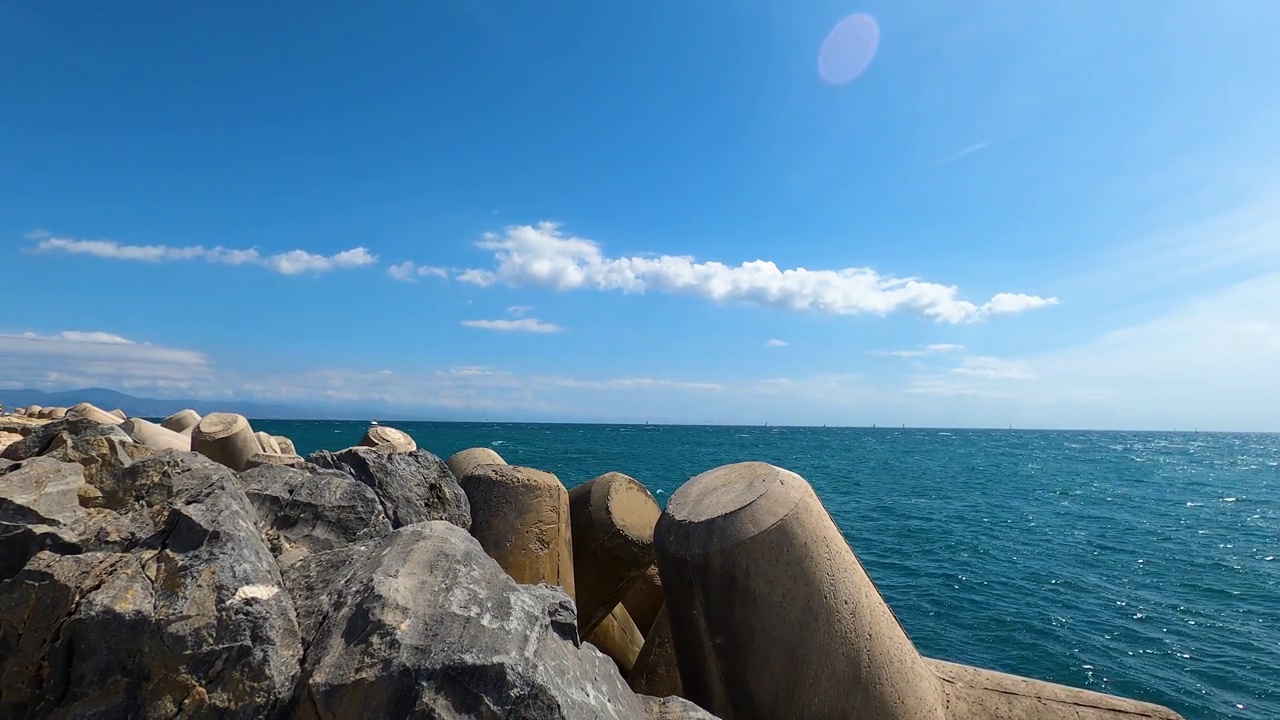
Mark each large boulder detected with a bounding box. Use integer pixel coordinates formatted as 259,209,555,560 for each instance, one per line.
0,417,125,461
236,463,392,562
0,452,303,718
290,521,646,719
306,447,470,530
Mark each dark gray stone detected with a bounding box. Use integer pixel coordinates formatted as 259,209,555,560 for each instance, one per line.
637,696,721,719
0,458,89,581
305,447,471,530
292,521,645,720
283,540,376,651
0,452,302,718
237,464,392,561
0,417,126,461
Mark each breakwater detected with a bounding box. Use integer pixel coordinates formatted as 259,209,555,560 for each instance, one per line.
3,406,1262,717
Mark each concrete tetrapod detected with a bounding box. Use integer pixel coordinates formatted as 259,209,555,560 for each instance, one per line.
43,407,67,420
255,431,281,454
274,436,297,455
445,447,506,482
68,403,124,426
120,417,191,452
358,425,416,452
629,604,683,699
622,564,665,637
25,405,42,417
108,409,127,420
161,409,202,435
190,412,260,472
568,471,661,635
654,462,1184,720
458,464,575,599
584,603,646,676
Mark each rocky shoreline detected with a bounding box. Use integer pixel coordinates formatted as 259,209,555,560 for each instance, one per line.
1,404,1185,719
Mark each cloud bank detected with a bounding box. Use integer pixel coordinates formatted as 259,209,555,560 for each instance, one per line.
458,223,1056,323
34,236,376,275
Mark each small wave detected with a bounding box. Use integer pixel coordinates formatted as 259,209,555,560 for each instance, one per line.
1221,497,1237,502
1186,502,1204,507
491,440,505,446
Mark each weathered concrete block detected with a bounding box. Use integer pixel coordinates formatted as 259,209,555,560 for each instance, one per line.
67,402,123,425
120,417,191,452
445,446,506,481
622,564,665,637
191,412,260,472
160,409,201,435
569,471,661,635
458,464,575,599
584,602,645,677
654,462,1183,720
358,424,416,452
629,604,683,699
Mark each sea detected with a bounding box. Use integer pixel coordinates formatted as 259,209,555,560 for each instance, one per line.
252,420,1280,720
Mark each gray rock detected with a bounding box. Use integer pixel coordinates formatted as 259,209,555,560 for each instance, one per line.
0,457,162,582
237,464,392,561
0,458,90,580
292,521,645,720
0,452,302,718
0,417,126,461
637,696,720,719
282,540,375,651
305,447,471,530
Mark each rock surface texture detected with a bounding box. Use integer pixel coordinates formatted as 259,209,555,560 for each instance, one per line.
306,446,471,530
291,521,648,719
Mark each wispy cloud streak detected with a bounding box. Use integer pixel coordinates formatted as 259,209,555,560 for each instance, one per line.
33,234,377,275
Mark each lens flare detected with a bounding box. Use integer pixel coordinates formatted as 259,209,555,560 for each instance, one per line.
818,13,880,85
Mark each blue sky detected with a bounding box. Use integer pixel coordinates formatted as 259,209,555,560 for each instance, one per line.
3,1,1280,429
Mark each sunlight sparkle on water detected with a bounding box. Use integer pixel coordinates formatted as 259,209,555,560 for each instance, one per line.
818,13,880,85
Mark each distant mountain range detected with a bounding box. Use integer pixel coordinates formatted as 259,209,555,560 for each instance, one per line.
0,388,329,420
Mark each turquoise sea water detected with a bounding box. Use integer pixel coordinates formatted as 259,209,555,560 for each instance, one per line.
252,421,1280,720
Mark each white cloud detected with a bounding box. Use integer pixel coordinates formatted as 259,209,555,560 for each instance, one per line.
766,339,788,347
507,305,533,317
924,343,965,353
461,318,564,333
387,260,449,282
949,356,1037,380
457,222,1057,323
34,235,377,275
0,330,214,392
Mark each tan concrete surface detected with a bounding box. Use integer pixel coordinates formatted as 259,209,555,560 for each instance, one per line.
358,425,416,452
584,603,645,676
446,446,507,481
654,461,1185,720
629,603,683,699
458,464,575,599
656,461,948,720
569,471,662,635
928,659,1183,720
120,417,191,452
255,431,281,454
161,409,202,435
274,436,297,455
191,412,259,472
622,564,665,637
68,402,124,425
